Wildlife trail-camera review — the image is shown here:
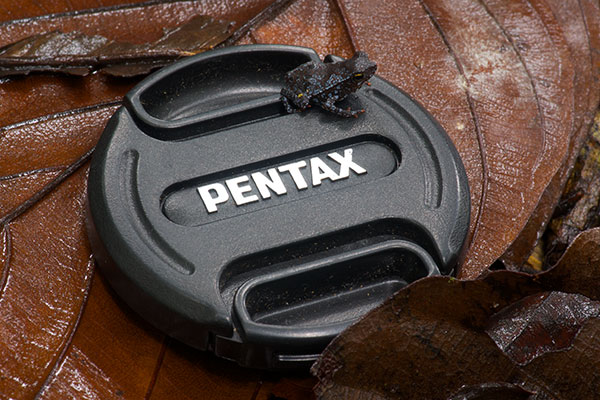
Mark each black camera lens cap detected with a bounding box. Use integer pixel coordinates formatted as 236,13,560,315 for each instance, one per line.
87,44,470,369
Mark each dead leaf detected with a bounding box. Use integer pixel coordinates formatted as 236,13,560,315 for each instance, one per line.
541,112,600,266
447,383,537,400
0,15,234,77
503,0,600,269
250,0,354,58
313,227,600,399
485,292,600,365
0,104,115,397
0,101,277,398
0,0,151,21
0,0,298,78
0,169,92,398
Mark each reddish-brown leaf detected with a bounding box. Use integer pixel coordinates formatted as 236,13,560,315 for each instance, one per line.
250,0,354,58
0,105,118,176
38,272,166,399
423,0,568,277
0,0,150,22
0,168,93,398
313,228,600,399
483,0,574,269
146,340,262,399
0,103,284,399
0,15,233,77
328,0,585,277
0,169,62,216
582,0,600,97
0,104,117,397
503,0,600,268
256,375,317,400
333,0,484,257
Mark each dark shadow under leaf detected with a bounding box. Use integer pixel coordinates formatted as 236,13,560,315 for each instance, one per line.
313,228,600,399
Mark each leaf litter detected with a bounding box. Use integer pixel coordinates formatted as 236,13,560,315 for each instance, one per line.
313,228,600,399
1,0,600,398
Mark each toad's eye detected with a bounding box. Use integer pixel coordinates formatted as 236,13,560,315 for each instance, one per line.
353,73,364,82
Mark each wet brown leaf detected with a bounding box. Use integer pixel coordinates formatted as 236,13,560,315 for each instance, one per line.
0,102,277,399
313,227,600,399
0,104,116,397
0,15,234,77
486,291,600,365
447,383,537,400
0,0,150,21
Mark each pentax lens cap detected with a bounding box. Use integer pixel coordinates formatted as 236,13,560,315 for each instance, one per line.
87,44,470,369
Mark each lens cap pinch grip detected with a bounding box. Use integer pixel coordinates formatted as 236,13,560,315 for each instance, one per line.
86,44,470,369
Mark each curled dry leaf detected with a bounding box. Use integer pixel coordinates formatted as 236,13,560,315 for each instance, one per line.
313,227,600,400
0,0,298,78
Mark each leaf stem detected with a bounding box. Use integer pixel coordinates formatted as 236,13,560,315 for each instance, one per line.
0,147,94,227
220,0,297,47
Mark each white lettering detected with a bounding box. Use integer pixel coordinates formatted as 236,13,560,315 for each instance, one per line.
225,176,259,206
310,157,339,186
252,168,287,199
328,148,367,178
197,148,368,214
198,183,229,213
278,161,308,190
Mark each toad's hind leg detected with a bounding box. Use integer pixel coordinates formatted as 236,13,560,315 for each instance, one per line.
319,99,364,118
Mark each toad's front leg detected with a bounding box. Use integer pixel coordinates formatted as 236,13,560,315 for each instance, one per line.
281,87,309,114
280,94,295,113
316,98,364,118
